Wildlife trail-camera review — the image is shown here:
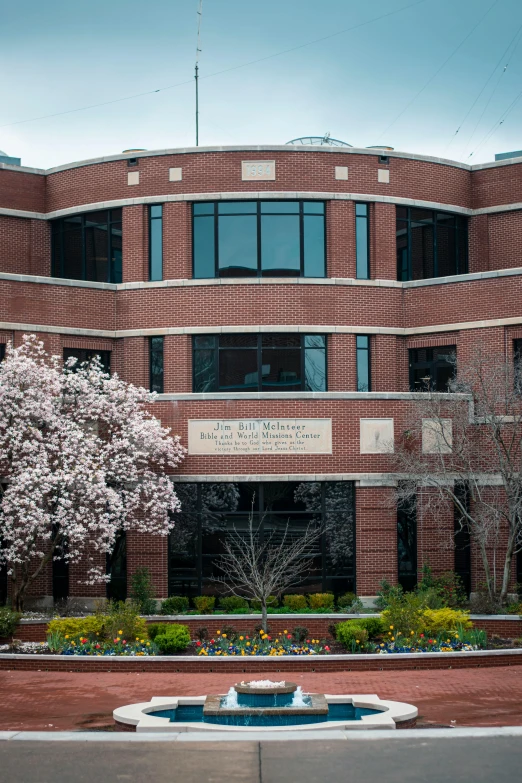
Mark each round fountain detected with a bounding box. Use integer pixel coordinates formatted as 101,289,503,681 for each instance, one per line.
114,680,418,732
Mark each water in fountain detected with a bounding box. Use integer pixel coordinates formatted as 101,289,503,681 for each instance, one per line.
291,686,308,707
223,686,239,708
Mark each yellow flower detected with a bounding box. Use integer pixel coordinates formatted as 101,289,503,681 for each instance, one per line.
411,631,415,636
118,630,123,635
246,642,250,647
283,630,288,634
222,633,227,639
216,630,221,635
275,639,279,643
380,643,384,647
391,636,395,641
356,639,360,644
65,635,69,639
239,636,244,641
389,625,394,630
146,642,150,646
140,639,144,643
455,633,459,639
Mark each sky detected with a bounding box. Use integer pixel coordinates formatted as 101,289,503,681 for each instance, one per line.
1,0,522,169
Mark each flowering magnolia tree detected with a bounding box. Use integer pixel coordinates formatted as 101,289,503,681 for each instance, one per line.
0,335,185,610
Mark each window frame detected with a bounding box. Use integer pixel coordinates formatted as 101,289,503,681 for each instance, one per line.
356,334,371,392
408,345,456,392
192,200,327,279
148,204,163,282
63,348,111,375
396,207,468,281
355,202,370,279
192,334,327,393
149,336,164,394
52,209,123,284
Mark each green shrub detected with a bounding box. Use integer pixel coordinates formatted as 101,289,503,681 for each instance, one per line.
432,571,468,608
146,623,163,642
335,622,369,649
47,615,106,640
292,626,309,643
283,594,308,611
355,616,384,639
154,624,191,654
381,592,425,637
102,601,149,641
374,579,403,611
337,592,357,609
160,596,189,615
218,596,249,612
251,596,278,611
193,595,216,614
307,593,335,611
506,602,522,615
129,567,157,615
421,608,472,634
0,607,21,638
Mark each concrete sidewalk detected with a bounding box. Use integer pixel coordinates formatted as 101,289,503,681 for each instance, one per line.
1,735,521,782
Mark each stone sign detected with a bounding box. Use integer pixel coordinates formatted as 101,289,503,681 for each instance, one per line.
241,160,276,181
188,418,332,455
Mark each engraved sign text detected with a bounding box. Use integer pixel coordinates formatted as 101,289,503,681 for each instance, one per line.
188,418,332,455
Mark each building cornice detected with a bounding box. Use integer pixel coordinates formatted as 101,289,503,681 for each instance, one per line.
1,191,521,222
2,144,521,176
2,314,522,339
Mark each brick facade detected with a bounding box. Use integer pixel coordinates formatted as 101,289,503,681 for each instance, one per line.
0,145,521,604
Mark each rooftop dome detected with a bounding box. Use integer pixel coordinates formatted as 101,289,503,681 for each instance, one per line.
286,134,352,148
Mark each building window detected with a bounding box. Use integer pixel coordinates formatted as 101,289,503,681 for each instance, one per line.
356,335,371,391
168,481,355,596
398,499,417,591
0,344,5,362
355,203,370,279
63,348,111,375
52,209,122,283
150,336,164,393
514,340,522,391
454,483,471,596
396,207,468,281
193,334,326,393
409,345,456,391
193,200,326,278
149,205,163,281
106,531,127,602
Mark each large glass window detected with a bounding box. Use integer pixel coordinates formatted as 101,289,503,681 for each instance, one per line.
355,203,370,279
193,201,326,278
356,335,371,391
193,334,326,393
52,209,122,283
514,340,522,392
398,499,417,591
150,336,164,393
106,531,127,602
63,348,111,375
168,481,355,596
409,345,456,392
396,207,467,281
0,344,5,362
149,205,163,281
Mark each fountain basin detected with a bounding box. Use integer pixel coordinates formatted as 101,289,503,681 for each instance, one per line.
114,693,418,732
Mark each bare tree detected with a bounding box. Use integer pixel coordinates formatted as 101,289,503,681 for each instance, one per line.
392,348,522,606
212,505,323,631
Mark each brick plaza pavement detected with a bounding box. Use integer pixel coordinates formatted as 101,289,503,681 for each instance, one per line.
1,666,521,731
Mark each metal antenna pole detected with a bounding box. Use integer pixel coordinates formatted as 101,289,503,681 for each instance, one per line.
195,0,203,146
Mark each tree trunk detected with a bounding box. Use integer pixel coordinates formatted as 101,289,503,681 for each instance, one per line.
500,531,516,605
261,601,268,633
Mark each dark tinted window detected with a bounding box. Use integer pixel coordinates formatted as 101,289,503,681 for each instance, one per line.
0,344,5,362
150,336,164,393
193,201,326,278
398,499,417,592
409,345,456,391
356,335,371,391
193,334,326,392
169,481,355,596
52,210,123,283
396,208,468,281
63,348,111,375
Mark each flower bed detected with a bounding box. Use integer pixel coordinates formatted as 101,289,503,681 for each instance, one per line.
196,629,330,657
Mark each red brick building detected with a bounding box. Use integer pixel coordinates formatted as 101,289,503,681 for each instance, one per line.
1,143,521,607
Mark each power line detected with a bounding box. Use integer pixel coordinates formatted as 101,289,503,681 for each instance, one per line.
443,23,522,155
457,28,522,157
0,0,429,130
375,0,500,142
467,82,522,158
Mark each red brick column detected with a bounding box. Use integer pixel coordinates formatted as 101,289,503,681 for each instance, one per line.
417,489,454,576
356,485,397,595
122,205,147,282
163,202,191,279
327,201,355,278
126,530,168,599
164,335,191,393
373,202,396,280
30,219,51,276
328,334,356,391
468,214,489,273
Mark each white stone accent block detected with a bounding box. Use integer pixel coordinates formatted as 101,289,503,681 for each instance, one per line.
169,167,182,181
360,418,394,454
127,171,140,186
335,166,348,180
378,169,390,184
422,418,453,454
